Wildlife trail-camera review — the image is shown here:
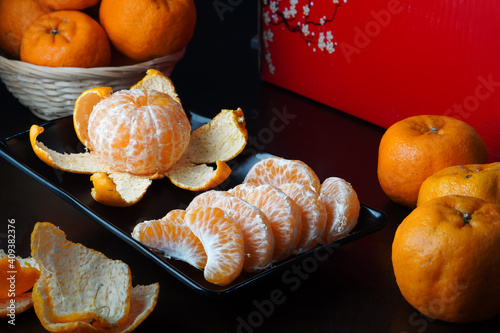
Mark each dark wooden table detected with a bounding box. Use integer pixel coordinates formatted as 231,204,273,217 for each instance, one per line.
1,2,499,332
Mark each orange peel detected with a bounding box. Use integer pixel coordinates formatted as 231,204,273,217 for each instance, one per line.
0,249,41,318
30,222,159,332
29,69,248,206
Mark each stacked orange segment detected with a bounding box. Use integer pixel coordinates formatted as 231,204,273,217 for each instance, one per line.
132,156,361,286
187,191,274,273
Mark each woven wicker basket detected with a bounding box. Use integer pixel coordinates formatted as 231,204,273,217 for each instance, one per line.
0,48,185,120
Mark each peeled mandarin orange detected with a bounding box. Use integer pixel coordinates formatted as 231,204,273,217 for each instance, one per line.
243,156,321,193
30,70,248,206
20,10,111,68
187,190,274,272
417,162,500,206
132,210,207,270
88,89,191,175
318,177,360,244
184,206,245,286
230,183,302,262
378,115,487,208
279,183,327,254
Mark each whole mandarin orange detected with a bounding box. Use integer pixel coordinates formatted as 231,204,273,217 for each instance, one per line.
377,115,487,208
418,162,500,206
0,0,52,58
99,0,196,62
20,10,111,68
392,195,500,323
38,0,99,10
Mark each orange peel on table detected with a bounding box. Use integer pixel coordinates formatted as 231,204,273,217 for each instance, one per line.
30,222,159,332
0,249,40,318
29,69,248,207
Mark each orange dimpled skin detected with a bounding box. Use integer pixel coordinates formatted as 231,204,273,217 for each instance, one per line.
99,0,196,62
88,89,191,175
243,157,321,192
185,206,245,286
20,10,111,68
0,0,53,58
38,0,100,10
417,162,500,206
392,195,500,323
377,115,487,208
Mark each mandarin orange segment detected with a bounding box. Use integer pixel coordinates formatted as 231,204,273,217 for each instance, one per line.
31,222,132,328
132,210,207,270
88,89,191,175
187,191,274,272
243,157,321,193
318,177,360,244
184,206,245,286
73,86,113,150
279,183,327,254
230,183,302,262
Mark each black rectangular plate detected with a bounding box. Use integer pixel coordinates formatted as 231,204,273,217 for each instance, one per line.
0,113,386,298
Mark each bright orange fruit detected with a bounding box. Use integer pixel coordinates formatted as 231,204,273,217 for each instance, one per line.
378,115,487,208
392,195,500,322
20,10,111,68
0,0,53,58
99,0,197,62
187,190,274,273
417,162,500,206
184,206,245,286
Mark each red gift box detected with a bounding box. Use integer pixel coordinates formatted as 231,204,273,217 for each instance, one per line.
260,0,500,161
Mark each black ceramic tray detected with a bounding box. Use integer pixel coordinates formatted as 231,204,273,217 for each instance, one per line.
0,113,386,298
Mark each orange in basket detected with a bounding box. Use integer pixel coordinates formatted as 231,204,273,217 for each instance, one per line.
38,0,100,10
0,0,53,58
99,0,196,62
20,10,111,68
